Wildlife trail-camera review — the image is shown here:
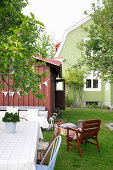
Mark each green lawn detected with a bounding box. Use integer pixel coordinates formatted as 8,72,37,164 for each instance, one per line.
43,109,113,170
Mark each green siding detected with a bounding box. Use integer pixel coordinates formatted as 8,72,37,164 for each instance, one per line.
104,83,111,104
82,87,104,103
59,18,112,107
111,84,113,105
61,19,92,76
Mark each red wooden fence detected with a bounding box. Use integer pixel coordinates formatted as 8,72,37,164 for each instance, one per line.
0,65,53,117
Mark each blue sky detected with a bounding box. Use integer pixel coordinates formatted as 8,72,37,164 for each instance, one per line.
22,0,100,43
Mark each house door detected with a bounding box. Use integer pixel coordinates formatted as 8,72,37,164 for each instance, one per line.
55,79,65,110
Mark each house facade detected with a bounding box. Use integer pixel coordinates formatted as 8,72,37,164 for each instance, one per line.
55,16,113,108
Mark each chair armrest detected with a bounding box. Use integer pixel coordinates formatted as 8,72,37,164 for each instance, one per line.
67,127,82,133
67,127,82,139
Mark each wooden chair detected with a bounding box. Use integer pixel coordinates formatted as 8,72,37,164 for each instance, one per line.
36,135,61,170
66,119,101,157
37,125,61,164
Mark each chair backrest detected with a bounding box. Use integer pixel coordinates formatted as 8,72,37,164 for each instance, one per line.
44,125,61,154
40,135,61,170
80,119,101,141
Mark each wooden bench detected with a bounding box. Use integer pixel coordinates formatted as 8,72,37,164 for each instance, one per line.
0,106,45,111
66,119,101,157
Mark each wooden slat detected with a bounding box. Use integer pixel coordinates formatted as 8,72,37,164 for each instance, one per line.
0,91,3,106
0,78,4,106
18,95,24,106
83,127,99,133
84,123,99,129
33,96,38,106
13,92,18,106
28,90,33,106
85,119,100,124
33,66,39,106
23,95,28,106
4,77,9,106
39,67,45,106
8,78,13,106
82,132,97,139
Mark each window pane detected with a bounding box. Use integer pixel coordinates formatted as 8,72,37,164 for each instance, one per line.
93,79,98,88
86,79,91,88
56,81,64,90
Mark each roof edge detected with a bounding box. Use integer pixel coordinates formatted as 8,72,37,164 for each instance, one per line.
55,15,91,58
34,56,61,67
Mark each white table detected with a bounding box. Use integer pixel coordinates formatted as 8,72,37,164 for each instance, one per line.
0,121,43,170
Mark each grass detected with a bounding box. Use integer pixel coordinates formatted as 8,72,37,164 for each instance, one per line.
42,109,113,170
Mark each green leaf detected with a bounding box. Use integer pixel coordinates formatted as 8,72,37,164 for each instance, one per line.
30,12,35,19
10,47,18,51
36,20,45,27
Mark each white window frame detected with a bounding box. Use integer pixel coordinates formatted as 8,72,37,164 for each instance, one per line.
83,71,101,91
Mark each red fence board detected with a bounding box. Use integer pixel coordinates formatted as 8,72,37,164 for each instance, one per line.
4,77,9,106
18,96,24,106
23,95,28,106
13,93,18,106
28,90,33,106
0,92,3,106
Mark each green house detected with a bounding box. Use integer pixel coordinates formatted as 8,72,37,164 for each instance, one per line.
55,16,113,109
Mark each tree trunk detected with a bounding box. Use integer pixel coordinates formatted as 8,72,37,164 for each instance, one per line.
67,83,70,101
79,85,82,107
73,87,76,105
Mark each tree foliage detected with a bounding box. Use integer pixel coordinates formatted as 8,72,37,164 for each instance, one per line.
0,0,28,41
64,67,85,106
81,0,113,82
0,0,55,99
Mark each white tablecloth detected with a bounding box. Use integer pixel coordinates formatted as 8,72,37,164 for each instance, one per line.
0,121,43,170
27,117,49,129
19,111,49,129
